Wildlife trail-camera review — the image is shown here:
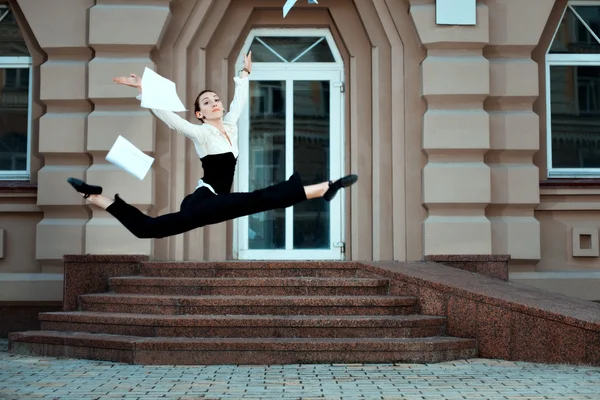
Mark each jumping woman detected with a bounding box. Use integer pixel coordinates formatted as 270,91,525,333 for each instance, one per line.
66,52,358,239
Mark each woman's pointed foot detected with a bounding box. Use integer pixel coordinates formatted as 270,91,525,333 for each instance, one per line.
323,174,358,202
67,177,103,198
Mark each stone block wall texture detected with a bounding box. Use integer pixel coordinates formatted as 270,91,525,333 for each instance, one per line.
365,261,600,367
16,0,173,271
15,0,430,263
411,0,492,257
17,0,95,272
85,2,171,255
424,254,510,281
483,0,554,263
62,255,148,311
409,0,555,266
12,0,559,267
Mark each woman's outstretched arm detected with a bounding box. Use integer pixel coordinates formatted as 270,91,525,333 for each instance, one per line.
113,73,206,144
224,51,252,124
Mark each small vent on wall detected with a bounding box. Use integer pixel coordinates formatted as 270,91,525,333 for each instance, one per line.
572,227,599,257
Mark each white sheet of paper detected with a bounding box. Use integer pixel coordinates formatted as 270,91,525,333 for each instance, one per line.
140,67,187,112
283,0,298,17
106,135,155,180
283,0,317,18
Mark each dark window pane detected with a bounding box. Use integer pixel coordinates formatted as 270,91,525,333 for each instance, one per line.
293,81,330,249
550,6,600,54
248,41,285,63
248,80,286,249
294,39,335,62
573,6,600,37
550,65,600,168
0,6,30,57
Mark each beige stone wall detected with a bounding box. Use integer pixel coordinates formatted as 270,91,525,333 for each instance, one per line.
484,0,555,265
523,0,600,301
0,0,426,281
518,192,600,300
0,0,50,302
18,0,94,276
407,0,600,301
1,0,174,302
4,0,599,302
150,0,427,262
409,0,554,268
20,0,172,264
410,0,493,257
85,2,170,256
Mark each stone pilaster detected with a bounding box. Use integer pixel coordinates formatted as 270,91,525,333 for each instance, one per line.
409,0,492,255
16,0,95,272
85,1,171,254
483,0,555,264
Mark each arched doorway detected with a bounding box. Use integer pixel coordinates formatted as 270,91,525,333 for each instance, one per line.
234,28,346,260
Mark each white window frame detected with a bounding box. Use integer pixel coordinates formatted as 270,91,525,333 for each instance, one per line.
232,28,346,260
546,1,600,177
0,4,32,180
238,28,344,68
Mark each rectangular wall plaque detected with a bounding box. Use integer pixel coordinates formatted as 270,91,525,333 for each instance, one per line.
436,0,476,25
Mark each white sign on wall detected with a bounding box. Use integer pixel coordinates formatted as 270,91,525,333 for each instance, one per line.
436,0,476,25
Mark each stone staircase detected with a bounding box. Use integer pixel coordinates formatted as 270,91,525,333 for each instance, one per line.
9,261,477,364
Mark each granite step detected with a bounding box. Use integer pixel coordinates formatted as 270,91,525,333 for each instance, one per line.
7,260,482,365
108,276,390,296
38,312,446,338
79,294,419,315
141,261,381,278
8,330,477,365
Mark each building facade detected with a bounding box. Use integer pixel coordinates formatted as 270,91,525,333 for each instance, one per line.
1,0,599,320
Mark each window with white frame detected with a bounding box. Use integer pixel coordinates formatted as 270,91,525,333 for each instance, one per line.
248,35,336,63
0,3,32,179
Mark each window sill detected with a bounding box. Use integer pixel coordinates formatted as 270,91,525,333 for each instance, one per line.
540,178,600,189
0,180,37,194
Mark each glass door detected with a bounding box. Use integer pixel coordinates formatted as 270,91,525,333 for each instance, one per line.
236,69,344,260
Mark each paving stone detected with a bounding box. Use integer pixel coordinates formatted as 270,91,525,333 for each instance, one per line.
2,340,600,400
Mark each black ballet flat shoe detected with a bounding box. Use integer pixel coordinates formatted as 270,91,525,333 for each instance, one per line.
323,174,358,202
67,177,103,198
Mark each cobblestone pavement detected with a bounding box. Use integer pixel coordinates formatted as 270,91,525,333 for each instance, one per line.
1,340,599,400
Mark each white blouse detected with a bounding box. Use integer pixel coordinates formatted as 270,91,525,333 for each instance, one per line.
137,76,249,193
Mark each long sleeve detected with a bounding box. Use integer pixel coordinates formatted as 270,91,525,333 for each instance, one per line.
136,93,206,144
223,76,249,124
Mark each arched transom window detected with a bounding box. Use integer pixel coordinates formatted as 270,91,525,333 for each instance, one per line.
249,35,335,63
240,29,343,66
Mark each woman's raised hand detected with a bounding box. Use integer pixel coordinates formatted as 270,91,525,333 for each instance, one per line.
243,51,252,74
113,73,141,89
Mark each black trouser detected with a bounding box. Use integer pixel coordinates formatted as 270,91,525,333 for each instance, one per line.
105,172,307,239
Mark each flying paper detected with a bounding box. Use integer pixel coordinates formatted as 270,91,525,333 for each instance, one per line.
106,135,155,180
283,0,318,18
139,67,187,112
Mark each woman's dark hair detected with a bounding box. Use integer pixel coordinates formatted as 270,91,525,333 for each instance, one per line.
194,89,216,121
